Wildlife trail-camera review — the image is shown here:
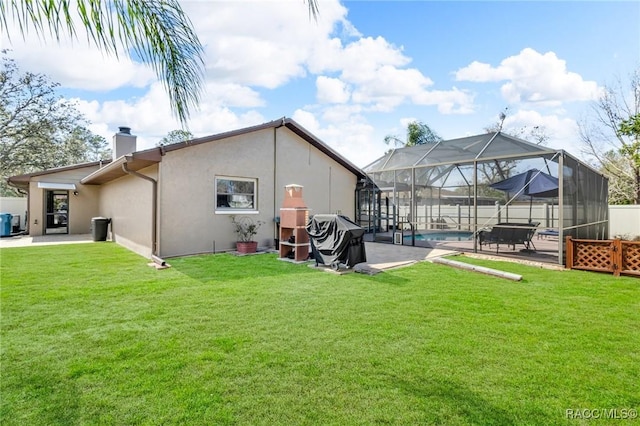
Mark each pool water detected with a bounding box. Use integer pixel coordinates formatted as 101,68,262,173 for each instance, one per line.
403,231,474,242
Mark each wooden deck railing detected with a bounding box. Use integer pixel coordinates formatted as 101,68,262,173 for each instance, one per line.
565,237,640,277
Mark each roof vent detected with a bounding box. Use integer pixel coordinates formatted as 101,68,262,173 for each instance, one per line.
118,126,131,135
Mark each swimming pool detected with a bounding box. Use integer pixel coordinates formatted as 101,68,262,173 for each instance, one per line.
403,230,474,242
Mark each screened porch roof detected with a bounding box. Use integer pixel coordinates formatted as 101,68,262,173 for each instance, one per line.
364,132,558,173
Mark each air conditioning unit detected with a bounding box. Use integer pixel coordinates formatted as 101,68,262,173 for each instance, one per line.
393,232,402,245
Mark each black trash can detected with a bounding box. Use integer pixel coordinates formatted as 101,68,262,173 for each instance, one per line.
91,217,111,241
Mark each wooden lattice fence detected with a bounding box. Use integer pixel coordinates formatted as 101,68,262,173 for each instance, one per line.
565,237,640,277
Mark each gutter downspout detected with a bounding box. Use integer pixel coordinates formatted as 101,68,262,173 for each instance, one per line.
122,158,159,259
274,119,286,246
274,126,278,237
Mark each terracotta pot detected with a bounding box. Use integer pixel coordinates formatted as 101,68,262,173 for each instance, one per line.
236,241,258,254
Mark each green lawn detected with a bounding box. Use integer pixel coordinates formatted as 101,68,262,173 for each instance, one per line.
1,243,638,425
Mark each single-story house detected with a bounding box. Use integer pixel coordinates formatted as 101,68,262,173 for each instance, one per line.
8,118,366,258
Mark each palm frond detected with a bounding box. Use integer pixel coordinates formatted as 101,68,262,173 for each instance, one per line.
305,0,319,20
1,0,205,126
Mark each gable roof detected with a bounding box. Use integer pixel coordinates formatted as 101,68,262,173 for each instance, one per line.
81,117,365,185
7,160,112,190
163,117,364,177
80,150,161,185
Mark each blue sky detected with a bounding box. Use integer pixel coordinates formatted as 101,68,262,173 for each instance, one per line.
2,1,639,167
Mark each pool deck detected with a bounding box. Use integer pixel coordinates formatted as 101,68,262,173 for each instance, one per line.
366,229,562,267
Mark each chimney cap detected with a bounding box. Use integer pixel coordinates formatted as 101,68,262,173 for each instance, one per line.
118,126,131,135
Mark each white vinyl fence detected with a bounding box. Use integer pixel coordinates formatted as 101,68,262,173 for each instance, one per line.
393,203,638,239
0,197,28,231
609,205,640,239
395,203,559,231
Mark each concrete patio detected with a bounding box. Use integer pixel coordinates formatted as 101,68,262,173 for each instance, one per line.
0,233,96,248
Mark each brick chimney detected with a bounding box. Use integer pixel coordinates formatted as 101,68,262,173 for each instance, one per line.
113,126,137,160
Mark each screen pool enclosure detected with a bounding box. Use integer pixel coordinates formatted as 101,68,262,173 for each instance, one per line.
355,132,609,265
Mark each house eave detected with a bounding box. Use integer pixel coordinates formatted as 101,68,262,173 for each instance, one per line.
81,153,160,185
9,117,366,188
6,159,113,189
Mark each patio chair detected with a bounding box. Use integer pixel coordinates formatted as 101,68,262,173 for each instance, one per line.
478,222,540,253
537,229,559,239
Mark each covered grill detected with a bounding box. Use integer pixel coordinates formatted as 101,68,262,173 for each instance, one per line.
306,214,367,270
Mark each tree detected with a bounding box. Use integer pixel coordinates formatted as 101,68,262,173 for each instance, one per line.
481,108,551,181
580,69,640,204
0,54,110,196
598,150,635,204
471,108,553,201
61,127,111,164
618,113,640,199
384,121,442,147
157,129,194,147
486,107,551,146
619,113,640,136
0,0,320,126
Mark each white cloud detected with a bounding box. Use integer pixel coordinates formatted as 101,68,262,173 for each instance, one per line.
320,104,363,124
203,82,264,108
455,48,601,105
186,0,349,89
309,35,473,114
315,36,412,81
4,0,543,167
503,109,581,153
455,61,505,81
0,16,155,91
412,87,476,114
350,66,432,111
74,83,174,146
1,0,351,93
316,76,351,104
292,109,322,133
74,81,266,151
293,108,385,168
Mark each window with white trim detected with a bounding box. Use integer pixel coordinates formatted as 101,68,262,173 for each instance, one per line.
215,177,257,212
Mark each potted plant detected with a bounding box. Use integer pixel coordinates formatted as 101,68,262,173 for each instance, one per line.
230,215,264,254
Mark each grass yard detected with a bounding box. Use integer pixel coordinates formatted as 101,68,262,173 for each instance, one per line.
1,243,639,425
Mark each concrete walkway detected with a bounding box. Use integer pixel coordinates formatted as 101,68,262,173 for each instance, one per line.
355,242,457,273
0,233,96,248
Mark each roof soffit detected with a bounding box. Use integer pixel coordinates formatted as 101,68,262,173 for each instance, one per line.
80,155,159,185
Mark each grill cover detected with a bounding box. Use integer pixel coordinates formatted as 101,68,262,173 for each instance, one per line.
306,214,366,268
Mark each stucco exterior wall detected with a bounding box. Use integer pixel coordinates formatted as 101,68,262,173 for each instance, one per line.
274,129,356,218
157,126,358,257
98,165,157,258
158,128,275,257
27,166,102,236
70,185,101,234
